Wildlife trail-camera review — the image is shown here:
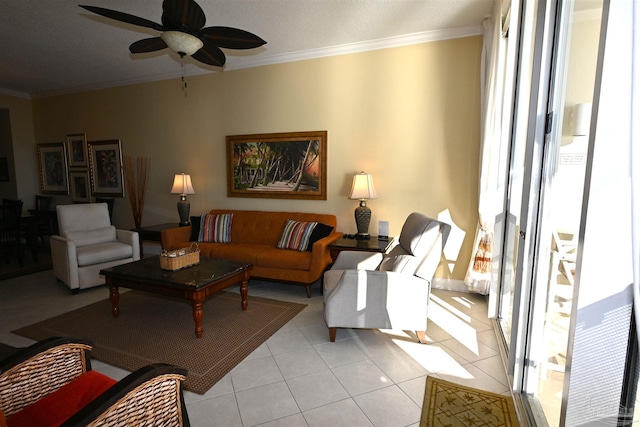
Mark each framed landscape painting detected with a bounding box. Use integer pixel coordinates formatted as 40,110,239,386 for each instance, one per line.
227,131,327,200
69,170,90,203
88,139,124,197
66,133,88,167
37,142,69,194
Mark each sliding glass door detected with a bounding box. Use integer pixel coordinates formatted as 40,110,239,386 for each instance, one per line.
494,0,640,423
495,0,539,347
520,1,603,424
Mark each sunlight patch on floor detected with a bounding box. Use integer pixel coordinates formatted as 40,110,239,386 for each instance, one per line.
394,340,474,378
452,295,475,310
428,294,479,355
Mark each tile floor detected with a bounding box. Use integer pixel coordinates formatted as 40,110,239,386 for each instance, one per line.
0,270,511,427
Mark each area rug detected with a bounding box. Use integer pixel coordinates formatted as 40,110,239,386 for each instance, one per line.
13,291,306,394
420,376,519,426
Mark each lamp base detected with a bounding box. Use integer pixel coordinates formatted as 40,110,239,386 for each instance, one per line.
354,201,371,238
177,197,191,227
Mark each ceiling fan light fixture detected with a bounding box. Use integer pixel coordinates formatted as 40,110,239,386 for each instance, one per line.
161,31,203,57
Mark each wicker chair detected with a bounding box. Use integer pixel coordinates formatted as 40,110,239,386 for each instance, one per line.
0,337,190,427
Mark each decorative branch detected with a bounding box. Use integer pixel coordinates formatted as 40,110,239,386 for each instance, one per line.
123,156,150,229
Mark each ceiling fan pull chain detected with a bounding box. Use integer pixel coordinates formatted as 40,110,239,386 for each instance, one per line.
181,62,188,94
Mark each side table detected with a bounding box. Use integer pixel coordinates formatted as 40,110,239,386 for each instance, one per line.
133,223,180,258
328,236,393,263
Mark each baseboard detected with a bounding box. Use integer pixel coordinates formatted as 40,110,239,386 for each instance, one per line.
431,278,468,293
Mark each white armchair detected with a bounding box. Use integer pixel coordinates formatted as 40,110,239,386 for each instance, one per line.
323,212,451,343
51,203,140,293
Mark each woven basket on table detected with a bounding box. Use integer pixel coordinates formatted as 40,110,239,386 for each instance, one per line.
160,243,199,271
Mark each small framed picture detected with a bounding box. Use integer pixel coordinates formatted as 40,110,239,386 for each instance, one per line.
66,133,88,167
88,139,124,197
69,170,90,203
37,142,69,195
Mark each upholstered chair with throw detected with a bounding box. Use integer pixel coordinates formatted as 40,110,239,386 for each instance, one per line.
323,212,451,343
51,203,140,293
0,337,190,426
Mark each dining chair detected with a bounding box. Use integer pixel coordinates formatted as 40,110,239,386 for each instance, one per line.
0,202,25,267
34,194,54,242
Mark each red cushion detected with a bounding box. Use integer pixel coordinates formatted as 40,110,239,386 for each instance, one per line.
6,370,116,427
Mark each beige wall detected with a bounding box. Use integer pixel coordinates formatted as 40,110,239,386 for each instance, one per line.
24,36,481,280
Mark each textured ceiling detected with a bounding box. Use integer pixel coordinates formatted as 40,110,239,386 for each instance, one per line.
0,0,494,98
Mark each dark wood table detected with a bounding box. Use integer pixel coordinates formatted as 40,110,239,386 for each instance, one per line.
101,256,253,338
132,223,180,258
328,236,393,262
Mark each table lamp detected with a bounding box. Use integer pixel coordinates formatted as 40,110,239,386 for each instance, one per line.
348,172,377,239
171,173,195,226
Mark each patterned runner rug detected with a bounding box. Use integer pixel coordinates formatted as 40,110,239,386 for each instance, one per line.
420,376,519,426
13,291,306,394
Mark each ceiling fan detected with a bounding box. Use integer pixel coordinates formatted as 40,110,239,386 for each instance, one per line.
80,0,266,67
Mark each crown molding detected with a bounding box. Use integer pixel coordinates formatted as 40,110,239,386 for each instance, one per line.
225,24,482,71
20,24,481,99
0,87,32,99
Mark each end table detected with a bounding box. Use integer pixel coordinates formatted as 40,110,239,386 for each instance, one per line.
328,236,393,263
133,223,180,258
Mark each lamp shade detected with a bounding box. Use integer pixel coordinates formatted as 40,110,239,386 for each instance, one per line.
348,172,377,200
573,102,592,136
171,173,195,195
160,31,204,57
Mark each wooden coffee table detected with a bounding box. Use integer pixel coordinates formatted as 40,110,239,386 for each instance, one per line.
101,256,253,338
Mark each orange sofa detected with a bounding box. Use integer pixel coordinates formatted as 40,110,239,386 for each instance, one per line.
161,209,342,297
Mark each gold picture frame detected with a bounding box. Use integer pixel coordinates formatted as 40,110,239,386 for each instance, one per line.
69,170,91,203
66,133,88,168
227,131,327,200
37,142,69,195
88,139,124,197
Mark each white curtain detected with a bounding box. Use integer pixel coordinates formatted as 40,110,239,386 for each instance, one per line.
631,1,640,345
464,0,507,295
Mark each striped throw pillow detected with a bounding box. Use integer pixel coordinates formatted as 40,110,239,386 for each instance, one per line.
277,220,318,251
199,213,233,243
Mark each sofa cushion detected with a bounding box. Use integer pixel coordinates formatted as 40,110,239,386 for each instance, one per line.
6,370,116,427
65,226,117,247
76,241,133,266
199,213,233,243
255,248,312,271
306,223,334,251
201,209,337,246
277,220,318,252
198,242,261,264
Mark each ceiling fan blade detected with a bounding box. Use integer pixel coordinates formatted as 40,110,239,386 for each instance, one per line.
191,43,226,67
199,27,266,49
129,37,168,54
80,5,164,31
161,0,206,32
